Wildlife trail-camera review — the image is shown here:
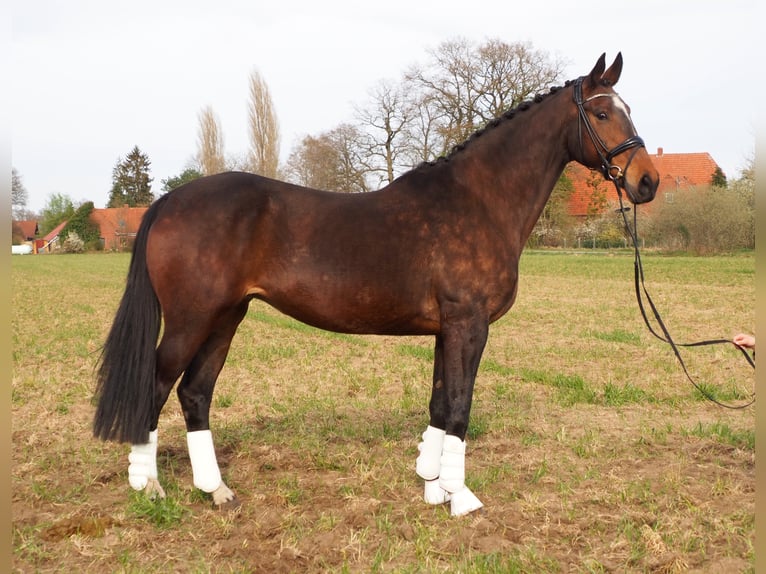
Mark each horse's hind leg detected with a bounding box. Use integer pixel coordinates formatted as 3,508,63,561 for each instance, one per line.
128,316,213,500
176,300,250,509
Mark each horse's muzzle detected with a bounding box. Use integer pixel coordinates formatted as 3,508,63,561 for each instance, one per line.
625,170,659,204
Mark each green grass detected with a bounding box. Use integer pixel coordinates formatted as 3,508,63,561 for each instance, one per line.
603,382,652,405
589,329,642,345
127,489,190,529
685,421,755,451
11,250,754,573
396,343,434,361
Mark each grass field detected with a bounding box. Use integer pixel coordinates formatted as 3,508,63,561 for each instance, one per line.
12,250,754,573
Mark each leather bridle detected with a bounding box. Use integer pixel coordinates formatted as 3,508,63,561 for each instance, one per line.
573,77,645,194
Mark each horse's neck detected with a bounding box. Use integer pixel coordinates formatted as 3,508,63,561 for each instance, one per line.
456,100,573,244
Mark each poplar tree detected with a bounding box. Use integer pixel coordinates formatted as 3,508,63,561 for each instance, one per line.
247,69,281,178
196,106,227,175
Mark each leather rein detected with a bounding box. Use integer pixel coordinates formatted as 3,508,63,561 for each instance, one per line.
573,78,755,410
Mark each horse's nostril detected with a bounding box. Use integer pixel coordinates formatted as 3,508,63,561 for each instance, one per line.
641,174,657,197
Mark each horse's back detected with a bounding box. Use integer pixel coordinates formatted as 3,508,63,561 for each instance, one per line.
142,172,441,333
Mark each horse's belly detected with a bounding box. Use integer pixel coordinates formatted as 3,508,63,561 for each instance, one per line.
258,281,438,336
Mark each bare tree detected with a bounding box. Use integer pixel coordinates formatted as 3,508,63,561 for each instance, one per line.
406,38,566,158
196,106,227,176
12,168,29,219
405,89,445,165
406,38,481,154
247,69,281,178
355,80,416,186
284,37,566,193
285,124,369,193
474,39,565,122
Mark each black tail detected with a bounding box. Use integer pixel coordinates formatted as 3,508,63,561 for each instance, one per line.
93,195,169,444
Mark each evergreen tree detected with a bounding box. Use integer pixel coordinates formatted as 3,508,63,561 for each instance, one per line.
160,167,203,194
108,146,154,207
711,166,727,188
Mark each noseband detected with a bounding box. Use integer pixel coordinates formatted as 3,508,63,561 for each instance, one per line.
573,77,645,191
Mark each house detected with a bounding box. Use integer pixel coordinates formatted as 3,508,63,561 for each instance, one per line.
15,220,39,241
566,148,722,217
90,205,149,250
34,220,68,253
11,220,38,252
12,206,149,253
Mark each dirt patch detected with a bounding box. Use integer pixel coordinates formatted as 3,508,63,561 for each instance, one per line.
40,513,118,542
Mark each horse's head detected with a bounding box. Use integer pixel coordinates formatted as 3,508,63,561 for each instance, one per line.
570,53,659,204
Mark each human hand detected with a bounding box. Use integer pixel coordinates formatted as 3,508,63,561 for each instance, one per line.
733,333,755,349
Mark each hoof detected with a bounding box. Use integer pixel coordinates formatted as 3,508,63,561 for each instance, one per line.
423,479,451,505
144,478,166,500
211,482,240,510
449,486,483,517
214,496,241,512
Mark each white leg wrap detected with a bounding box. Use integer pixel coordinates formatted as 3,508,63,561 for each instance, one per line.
438,435,483,516
187,430,222,493
423,478,451,505
416,425,446,480
439,435,466,493
128,429,158,491
449,485,484,517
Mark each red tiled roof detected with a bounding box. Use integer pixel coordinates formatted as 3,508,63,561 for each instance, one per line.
43,220,68,241
90,206,149,249
650,149,720,194
566,148,722,216
16,220,38,240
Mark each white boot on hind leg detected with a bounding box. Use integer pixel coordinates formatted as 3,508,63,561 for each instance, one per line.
439,435,484,516
128,429,165,499
187,429,240,508
187,429,223,493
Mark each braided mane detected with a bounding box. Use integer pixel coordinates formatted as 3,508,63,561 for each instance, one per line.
417,81,575,169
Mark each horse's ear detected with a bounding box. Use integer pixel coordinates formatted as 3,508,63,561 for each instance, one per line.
600,52,623,87
588,53,607,85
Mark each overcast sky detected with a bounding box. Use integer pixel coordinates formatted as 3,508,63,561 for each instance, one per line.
11,0,760,213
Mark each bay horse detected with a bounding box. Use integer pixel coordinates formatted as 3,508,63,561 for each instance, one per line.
94,53,658,516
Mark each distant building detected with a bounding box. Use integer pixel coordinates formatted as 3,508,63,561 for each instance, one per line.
89,206,149,251
15,221,39,241
566,148,723,217
35,220,68,253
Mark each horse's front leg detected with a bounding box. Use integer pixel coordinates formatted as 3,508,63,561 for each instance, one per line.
416,318,487,516
416,335,450,504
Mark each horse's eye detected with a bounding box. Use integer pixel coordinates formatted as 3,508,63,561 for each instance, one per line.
596,112,608,121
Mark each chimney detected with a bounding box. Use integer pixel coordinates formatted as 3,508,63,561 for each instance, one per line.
657,147,663,157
